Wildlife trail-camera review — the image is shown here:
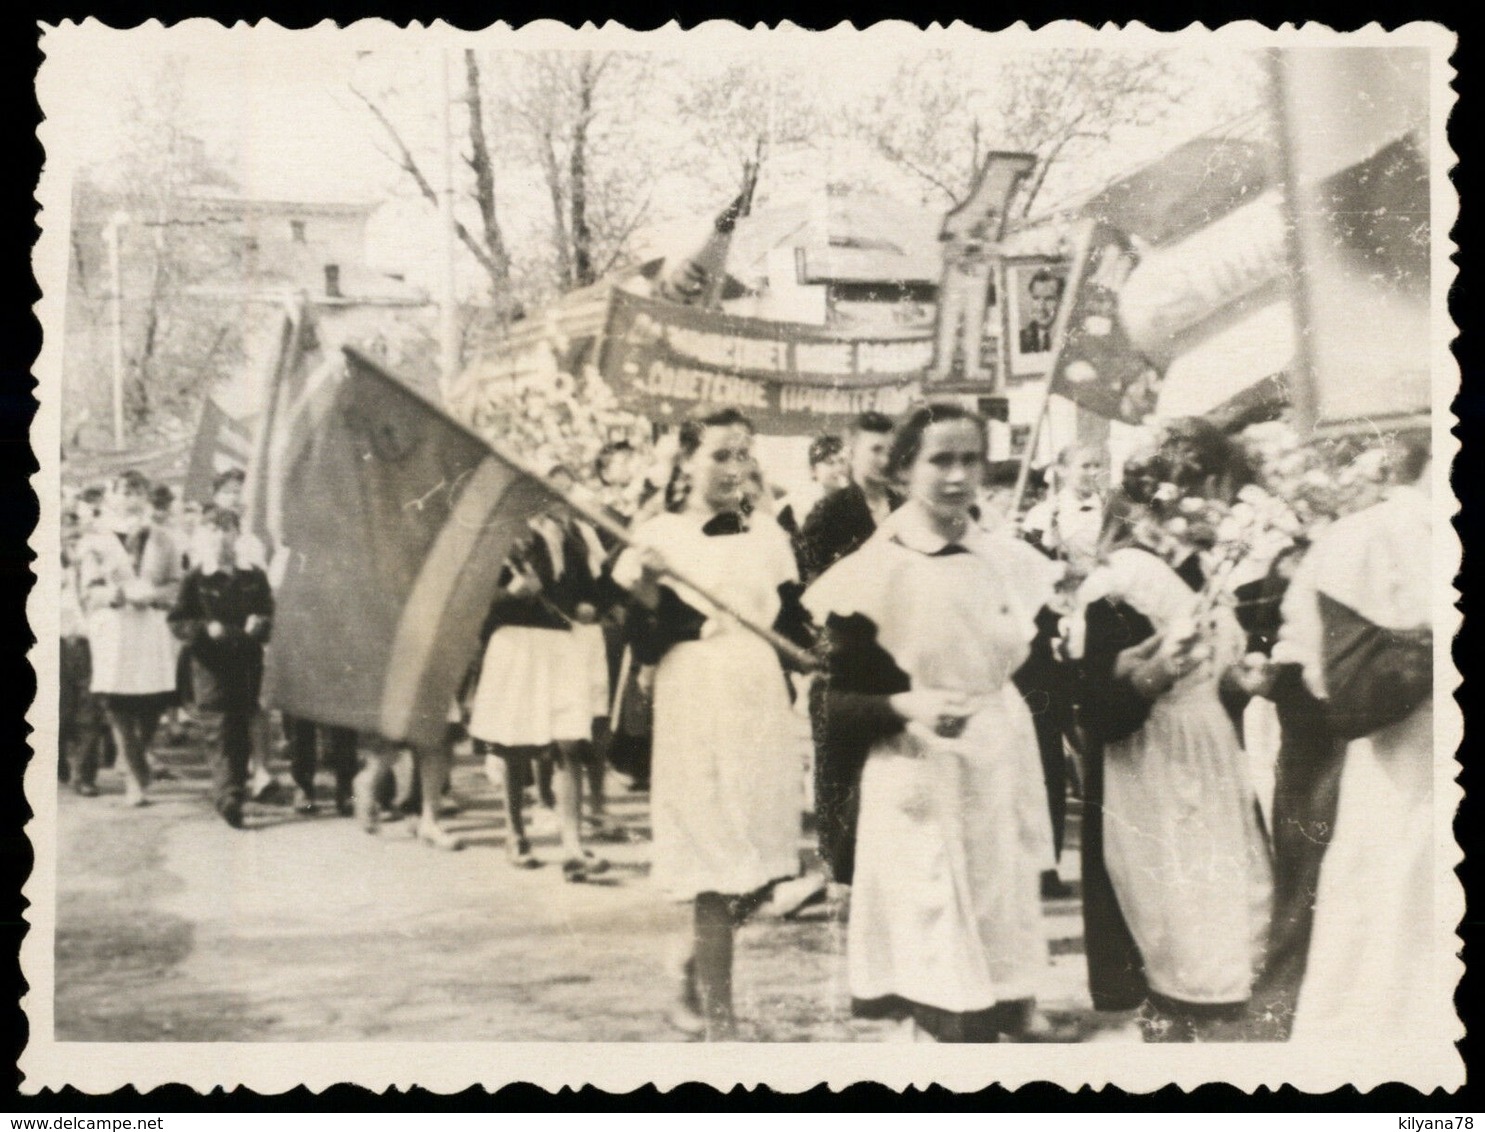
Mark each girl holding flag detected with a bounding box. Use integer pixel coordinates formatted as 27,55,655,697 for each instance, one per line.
612,409,807,1041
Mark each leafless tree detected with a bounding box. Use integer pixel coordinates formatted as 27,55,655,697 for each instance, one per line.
857,48,1195,218
64,63,247,449
353,49,664,306
349,49,515,322
493,50,664,290
674,61,824,198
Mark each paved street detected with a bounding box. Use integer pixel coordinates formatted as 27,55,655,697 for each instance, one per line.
53,719,1093,1044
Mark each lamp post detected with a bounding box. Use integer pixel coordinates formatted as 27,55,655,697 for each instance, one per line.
104,209,130,449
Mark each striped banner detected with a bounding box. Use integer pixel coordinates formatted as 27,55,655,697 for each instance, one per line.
183,397,255,504
263,347,552,749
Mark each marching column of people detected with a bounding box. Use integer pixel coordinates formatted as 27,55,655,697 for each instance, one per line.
60,407,1436,1046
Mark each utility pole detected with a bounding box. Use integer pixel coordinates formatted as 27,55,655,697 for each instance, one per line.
105,210,130,449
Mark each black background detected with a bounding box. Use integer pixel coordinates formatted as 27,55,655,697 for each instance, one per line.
1,0,1473,1110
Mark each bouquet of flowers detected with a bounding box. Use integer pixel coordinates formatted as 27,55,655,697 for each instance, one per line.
458,345,653,498
1108,418,1405,685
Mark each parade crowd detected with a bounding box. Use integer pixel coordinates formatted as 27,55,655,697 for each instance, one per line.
58,399,1439,1047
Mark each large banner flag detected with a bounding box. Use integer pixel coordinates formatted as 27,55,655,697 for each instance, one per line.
243,298,329,552
1046,221,1164,424
600,289,927,434
1273,47,1432,430
183,397,254,504
264,347,552,748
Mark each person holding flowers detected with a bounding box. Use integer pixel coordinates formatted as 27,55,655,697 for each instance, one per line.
1072,418,1273,1041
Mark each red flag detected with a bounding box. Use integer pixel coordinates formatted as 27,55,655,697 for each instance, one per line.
183,397,254,504
1047,221,1164,424
264,347,553,748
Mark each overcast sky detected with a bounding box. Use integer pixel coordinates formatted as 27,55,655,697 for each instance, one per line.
38,22,1263,296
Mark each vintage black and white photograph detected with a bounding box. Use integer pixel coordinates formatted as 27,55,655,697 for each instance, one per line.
1006,258,1069,375
24,21,1459,1094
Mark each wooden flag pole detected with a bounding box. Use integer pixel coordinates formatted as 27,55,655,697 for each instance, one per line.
341,346,819,673
1009,219,1099,515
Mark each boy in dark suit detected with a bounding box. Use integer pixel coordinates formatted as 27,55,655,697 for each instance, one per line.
169,509,274,828
798,412,903,583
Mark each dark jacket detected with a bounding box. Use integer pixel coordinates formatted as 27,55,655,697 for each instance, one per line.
168,565,273,713
807,610,912,885
481,520,616,639
1075,548,1203,746
798,482,904,583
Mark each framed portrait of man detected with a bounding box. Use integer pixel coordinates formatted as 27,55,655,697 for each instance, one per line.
1005,257,1070,376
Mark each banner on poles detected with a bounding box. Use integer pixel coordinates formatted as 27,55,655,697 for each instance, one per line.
265,347,553,748
599,290,927,433
1047,222,1164,425
1274,47,1432,430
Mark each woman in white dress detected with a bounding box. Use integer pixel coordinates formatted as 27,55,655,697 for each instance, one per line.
1282,440,1446,1045
612,409,804,1040
1073,422,1273,1039
804,404,1062,1042
76,470,183,806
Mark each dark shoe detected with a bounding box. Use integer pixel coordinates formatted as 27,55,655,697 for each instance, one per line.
507,838,539,870
220,803,245,829
582,851,609,875
562,858,590,883
293,788,318,815
1040,870,1075,900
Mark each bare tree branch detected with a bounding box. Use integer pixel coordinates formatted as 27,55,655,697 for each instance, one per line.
349,82,502,281
462,49,513,310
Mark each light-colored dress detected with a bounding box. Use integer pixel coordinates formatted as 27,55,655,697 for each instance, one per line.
467,521,611,748
1078,548,1273,1005
78,521,182,697
804,507,1060,1013
613,511,801,899
1288,487,1449,1043
468,624,608,747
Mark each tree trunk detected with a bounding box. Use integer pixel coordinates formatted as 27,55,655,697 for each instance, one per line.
540,125,573,290
568,59,596,288
463,50,513,321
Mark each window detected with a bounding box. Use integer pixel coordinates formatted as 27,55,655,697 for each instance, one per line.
324,264,342,298
290,219,306,243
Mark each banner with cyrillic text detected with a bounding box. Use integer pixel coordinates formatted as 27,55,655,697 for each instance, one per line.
598,289,927,434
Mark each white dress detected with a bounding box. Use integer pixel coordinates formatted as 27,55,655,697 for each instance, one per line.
467,520,612,748
805,509,1060,1013
1079,548,1273,1005
614,512,802,899
468,625,608,747
1289,488,1450,1043
79,522,182,698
